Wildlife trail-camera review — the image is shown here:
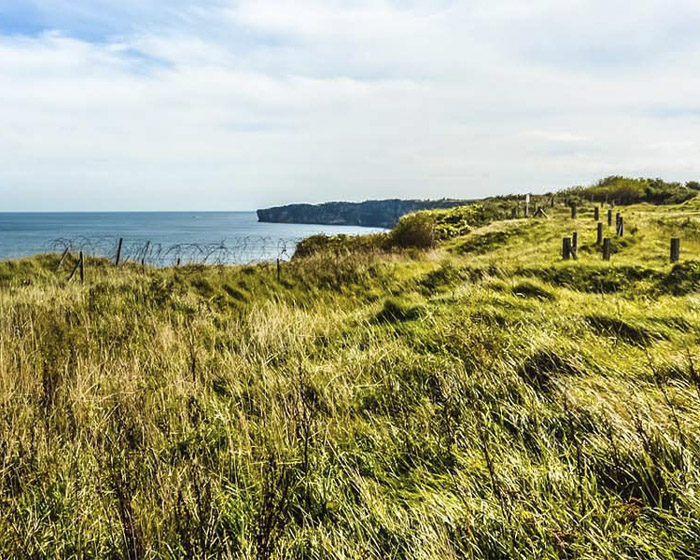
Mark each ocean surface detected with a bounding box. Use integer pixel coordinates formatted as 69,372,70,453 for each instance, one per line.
0,212,385,265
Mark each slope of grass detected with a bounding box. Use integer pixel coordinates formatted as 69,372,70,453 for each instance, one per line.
1,198,700,559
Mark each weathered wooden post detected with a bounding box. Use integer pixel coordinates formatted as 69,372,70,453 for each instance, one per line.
596,222,603,245
571,204,577,219
115,238,123,266
571,232,578,260
277,258,281,282
67,255,80,283
670,238,680,263
563,238,572,260
607,209,612,227
55,247,69,272
594,206,599,221
79,251,85,284
617,216,624,237
603,238,611,261
141,241,150,268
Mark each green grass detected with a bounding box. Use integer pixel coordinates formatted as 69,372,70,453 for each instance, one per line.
1,196,700,559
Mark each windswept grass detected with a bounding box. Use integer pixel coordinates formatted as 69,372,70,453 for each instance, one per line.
1,195,700,559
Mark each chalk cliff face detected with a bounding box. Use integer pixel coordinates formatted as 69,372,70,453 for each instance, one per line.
256,199,471,228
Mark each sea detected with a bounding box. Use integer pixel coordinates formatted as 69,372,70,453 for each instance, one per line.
0,212,385,265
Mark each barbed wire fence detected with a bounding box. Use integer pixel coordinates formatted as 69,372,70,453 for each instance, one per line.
48,236,302,267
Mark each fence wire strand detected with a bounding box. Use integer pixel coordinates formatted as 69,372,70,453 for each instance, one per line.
49,236,300,266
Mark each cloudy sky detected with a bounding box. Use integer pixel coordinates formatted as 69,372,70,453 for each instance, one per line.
1,0,699,211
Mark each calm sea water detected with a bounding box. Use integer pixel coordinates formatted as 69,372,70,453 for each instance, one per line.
0,212,385,265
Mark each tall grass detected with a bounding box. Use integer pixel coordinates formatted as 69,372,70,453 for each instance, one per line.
1,198,699,558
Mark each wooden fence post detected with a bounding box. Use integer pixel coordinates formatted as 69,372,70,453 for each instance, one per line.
55,247,69,272
607,209,612,227
571,232,578,260
603,238,611,261
79,251,85,284
571,205,577,219
596,222,603,245
141,241,150,269
115,238,123,266
594,206,599,221
67,254,81,283
670,238,680,263
617,217,624,237
563,237,572,260
277,258,281,282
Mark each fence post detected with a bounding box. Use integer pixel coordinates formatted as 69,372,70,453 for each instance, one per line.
607,209,612,227
670,238,680,263
603,238,611,261
141,241,150,269
617,217,624,237
594,206,599,221
571,232,578,260
277,258,281,282
79,251,85,284
596,222,603,245
562,237,572,260
571,205,577,219
55,247,69,272
115,238,123,266
67,254,80,283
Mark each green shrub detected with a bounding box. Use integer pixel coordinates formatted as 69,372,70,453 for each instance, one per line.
388,213,437,249
563,176,697,206
293,233,388,258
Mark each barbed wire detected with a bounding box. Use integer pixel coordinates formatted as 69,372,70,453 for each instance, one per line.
48,236,301,266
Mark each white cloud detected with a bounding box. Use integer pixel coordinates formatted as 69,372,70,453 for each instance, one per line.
0,0,699,210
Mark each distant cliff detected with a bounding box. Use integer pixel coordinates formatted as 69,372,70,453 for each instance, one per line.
256,199,472,228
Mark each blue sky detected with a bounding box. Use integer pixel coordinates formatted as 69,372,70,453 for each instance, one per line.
1,0,700,211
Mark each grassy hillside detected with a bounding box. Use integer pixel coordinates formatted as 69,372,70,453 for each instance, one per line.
1,195,700,559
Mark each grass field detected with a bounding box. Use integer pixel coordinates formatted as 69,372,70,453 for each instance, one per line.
1,193,700,559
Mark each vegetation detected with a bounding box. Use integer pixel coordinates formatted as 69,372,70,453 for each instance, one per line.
1,189,700,559
562,176,697,206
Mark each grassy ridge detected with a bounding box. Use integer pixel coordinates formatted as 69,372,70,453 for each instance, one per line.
1,196,700,559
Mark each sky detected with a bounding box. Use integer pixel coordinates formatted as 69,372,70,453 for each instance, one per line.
1,0,700,211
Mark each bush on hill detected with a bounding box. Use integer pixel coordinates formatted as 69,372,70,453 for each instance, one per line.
295,204,491,256
565,176,697,205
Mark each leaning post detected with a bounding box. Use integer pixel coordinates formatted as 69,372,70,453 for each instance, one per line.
115,238,123,266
